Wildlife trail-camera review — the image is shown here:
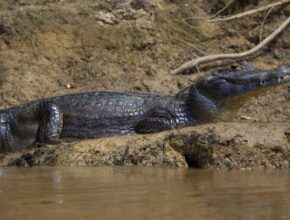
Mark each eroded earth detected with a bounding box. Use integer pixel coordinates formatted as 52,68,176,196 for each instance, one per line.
0,0,289,168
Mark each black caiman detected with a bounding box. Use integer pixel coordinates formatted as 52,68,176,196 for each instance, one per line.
0,62,289,153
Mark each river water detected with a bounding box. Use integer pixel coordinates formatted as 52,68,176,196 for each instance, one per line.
0,167,290,220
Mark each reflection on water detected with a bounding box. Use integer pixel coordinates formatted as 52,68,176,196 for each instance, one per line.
0,167,290,220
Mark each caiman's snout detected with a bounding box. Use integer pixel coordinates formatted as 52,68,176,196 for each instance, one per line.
256,65,290,86
271,65,290,83
194,62,290,105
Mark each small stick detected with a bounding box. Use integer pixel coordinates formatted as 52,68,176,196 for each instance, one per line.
171,16,290,75
182,0,289,24
210,0,290,22
259,7,274,42
212,0,235,17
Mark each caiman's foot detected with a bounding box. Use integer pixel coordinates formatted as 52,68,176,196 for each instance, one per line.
135,108,176,134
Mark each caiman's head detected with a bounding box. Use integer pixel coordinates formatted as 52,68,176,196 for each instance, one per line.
183,62,290,122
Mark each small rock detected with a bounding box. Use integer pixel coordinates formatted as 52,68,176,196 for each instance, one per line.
223,157,232,167
95,11,118,25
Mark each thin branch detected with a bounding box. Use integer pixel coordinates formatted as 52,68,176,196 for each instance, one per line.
183,0,289,24
177,38,207,56
210,0,290,22
259,7,274,42
171,16,290,75
183,0,235,26
213,0,235,17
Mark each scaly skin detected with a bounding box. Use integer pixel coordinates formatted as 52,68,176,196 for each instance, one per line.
0,92,196,152
0,62,289,153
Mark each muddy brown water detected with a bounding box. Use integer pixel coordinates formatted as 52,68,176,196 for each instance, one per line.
0,167,290,220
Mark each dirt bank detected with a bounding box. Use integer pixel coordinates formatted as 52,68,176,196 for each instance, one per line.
0,123,289,169
0,0,289,169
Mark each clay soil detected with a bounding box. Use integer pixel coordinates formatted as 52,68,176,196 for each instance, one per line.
0,0,289,169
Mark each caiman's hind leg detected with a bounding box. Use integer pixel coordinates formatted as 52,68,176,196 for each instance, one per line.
36,102,63,144
0,113,15,152
135,108,176,134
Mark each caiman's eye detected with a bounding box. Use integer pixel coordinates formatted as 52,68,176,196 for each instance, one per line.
230,64,242,70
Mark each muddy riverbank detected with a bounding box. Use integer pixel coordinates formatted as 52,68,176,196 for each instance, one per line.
0,0,289,169
1,122,289,169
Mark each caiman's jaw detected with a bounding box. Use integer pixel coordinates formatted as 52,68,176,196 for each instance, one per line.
211,64,290,87
195,62,290,106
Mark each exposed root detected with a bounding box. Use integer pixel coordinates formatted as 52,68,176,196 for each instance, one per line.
259,7,274,42
182,0,289,25
171,16,290,75
210,0,290,22
212,0,235,17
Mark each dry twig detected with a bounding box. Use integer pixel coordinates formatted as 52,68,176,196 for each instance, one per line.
182,0,234,27
182,0,235,23
183,0,289,25
259,7,274,42
171,16,290,75
212,0,235,18
210,0,290,22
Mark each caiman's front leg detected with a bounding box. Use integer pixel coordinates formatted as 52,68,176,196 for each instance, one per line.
36,102,63,144
135,108,176,134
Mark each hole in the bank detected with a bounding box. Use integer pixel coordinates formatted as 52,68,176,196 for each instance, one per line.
185,155,201,168
0,24,7,35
